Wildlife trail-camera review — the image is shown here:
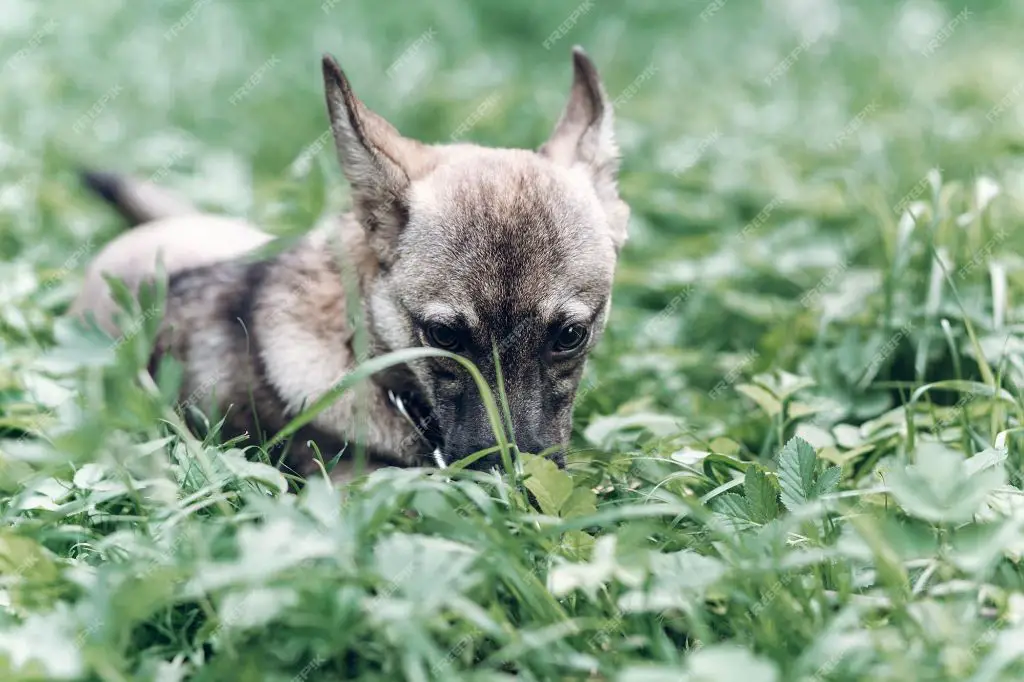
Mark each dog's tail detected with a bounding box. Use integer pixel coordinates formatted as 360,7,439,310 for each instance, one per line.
79,169,197,226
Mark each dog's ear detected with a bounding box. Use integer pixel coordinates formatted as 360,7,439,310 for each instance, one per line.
540,47,629,249
322,54,425,264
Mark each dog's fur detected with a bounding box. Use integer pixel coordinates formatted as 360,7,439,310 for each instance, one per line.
70,47,629,479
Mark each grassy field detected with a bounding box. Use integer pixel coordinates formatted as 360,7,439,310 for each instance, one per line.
2,0,1024,679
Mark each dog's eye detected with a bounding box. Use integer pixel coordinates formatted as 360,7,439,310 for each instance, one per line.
425,323,462,351
553,324,589,353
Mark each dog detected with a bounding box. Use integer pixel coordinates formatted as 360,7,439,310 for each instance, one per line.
70,46,629,480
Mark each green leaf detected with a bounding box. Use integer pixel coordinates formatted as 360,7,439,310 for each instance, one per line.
561,486,598,519
0,532,62,607
0,605,85,679
887,442,1006,523
298,477,343,529
814,465,842,498
708,436,742,456
964,447,1008,476
109,570,177,626
559,530,595,559
186,517,336,594
946,520,1021,573
582,411,682,449
753,369,816,401
777,437,818,511
219,449,289,495
371,534,480,614
710,492,756,530
547,536,644,598
684,645,779,682
735,384,781,417
522,454,574,516
619,666,688,682
836,513,939,564
744,467,780,525
217,587,299,632
618,550,725,612
775,437,842,511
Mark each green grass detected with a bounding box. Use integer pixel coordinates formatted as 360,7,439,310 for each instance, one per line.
2,0,1024,679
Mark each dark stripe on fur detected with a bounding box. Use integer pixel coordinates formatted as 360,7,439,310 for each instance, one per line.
80,169,122,209
227,257,275,438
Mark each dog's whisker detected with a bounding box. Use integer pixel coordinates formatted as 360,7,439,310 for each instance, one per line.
389,390,437,454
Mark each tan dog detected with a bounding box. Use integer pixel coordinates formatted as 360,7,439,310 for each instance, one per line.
71,47,629,479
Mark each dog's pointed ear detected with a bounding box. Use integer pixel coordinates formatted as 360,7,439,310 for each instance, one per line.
322,54,423,264
540,46,629,249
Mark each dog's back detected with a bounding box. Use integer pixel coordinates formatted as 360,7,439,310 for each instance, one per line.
73,172,426,479
70,173,272,336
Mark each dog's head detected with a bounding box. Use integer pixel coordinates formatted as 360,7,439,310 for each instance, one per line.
322,47,628,470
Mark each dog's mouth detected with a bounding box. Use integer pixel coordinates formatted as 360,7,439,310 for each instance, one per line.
386,391,566,472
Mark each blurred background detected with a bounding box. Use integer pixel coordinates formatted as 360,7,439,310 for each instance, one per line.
3,2,1024,680
1,0,1022,453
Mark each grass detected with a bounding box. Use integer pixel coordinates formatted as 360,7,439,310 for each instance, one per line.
2,0,1024,679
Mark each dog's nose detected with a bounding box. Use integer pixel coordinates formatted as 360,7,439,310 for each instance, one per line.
444,419,556,470
453,437,557,472
513,435,545,456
